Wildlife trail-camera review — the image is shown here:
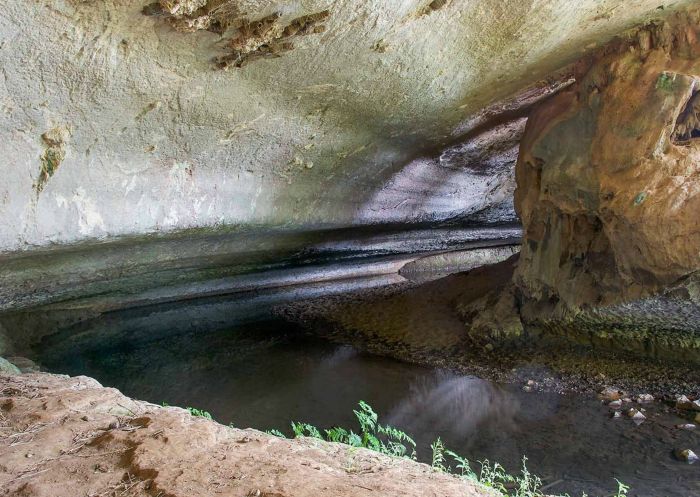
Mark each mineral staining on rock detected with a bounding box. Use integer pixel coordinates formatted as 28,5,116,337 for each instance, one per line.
35,128,69,194
217,10,330,70
148,0,330,69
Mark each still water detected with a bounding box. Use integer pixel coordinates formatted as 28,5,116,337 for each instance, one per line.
38,319,699,497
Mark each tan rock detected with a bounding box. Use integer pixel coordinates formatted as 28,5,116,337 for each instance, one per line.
513,10,700,353
0,373,494,497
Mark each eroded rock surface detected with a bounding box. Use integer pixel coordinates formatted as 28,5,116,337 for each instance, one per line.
0,372,494,497
512,10,700,356
0,0,694,251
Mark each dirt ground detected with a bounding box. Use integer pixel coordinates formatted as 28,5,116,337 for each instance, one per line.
0,372,495,497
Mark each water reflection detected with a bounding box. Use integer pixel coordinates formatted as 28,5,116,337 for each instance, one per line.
386,373,521,445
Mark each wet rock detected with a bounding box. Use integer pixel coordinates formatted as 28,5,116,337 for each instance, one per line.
673,449,698,464
608,399,622,409
0,357,21,375
611,411,622,419
6,357,40,373
599,387,625,401
675,424,696,430
636,394,654,404
676,395,700,411
627,408,646,424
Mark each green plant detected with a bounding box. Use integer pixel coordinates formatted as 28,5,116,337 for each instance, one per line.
164,399,631,497
445,449,475,480
265,429,286,438
614,478,630,497
289,401,416,459
431,437,447,471
291,422,323,439
186,407,212,420
656,72,674,91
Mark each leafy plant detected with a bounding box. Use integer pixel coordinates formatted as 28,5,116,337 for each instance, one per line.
163,399,631,497
656,72,674,91
431,437,447,471
614,478,630,497
291,422,323,439
289,401,416,459
265,429,286,438
186,407,212,420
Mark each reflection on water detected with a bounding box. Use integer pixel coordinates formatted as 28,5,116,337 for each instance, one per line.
386,374,521,449
38,320,700,497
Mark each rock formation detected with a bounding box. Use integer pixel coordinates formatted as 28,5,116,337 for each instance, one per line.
512,10,700,357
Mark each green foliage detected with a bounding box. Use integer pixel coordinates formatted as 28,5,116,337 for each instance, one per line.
265,429,286,438
291,421,323,439
656,72,674,91
444,449,474,479
284,402,632,497
186,406,213,420
614,478,630,497
163,399,631,497
290,401,416,459
431,437,447,471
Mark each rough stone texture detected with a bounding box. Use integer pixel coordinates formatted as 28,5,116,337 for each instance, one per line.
0,0,695,252
512,10,700,356
0,372,495,497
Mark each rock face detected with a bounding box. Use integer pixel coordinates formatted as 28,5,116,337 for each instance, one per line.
0,0,694,251
513,10,700,356
0,372,494,497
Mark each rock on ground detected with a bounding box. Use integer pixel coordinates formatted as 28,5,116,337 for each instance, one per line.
0,373,494,497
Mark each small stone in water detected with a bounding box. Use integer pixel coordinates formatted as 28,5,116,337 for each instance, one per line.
627,408,646,424
599,386,624,401
522,385,533,392
611,411,622,419
676,424,696,430
608,399,622,409
673,449,699,464
636,393,654,403
675,395,700,411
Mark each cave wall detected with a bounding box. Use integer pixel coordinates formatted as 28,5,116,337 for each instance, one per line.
513,9,700,357
1,0,694,252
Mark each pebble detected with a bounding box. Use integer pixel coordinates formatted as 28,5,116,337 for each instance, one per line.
611,411,622,419
636,393,654,403
627,408,646,424
676,395,700,411
676,424,696,430
599,386,624,401
608,399,622,409
673,449,699,464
